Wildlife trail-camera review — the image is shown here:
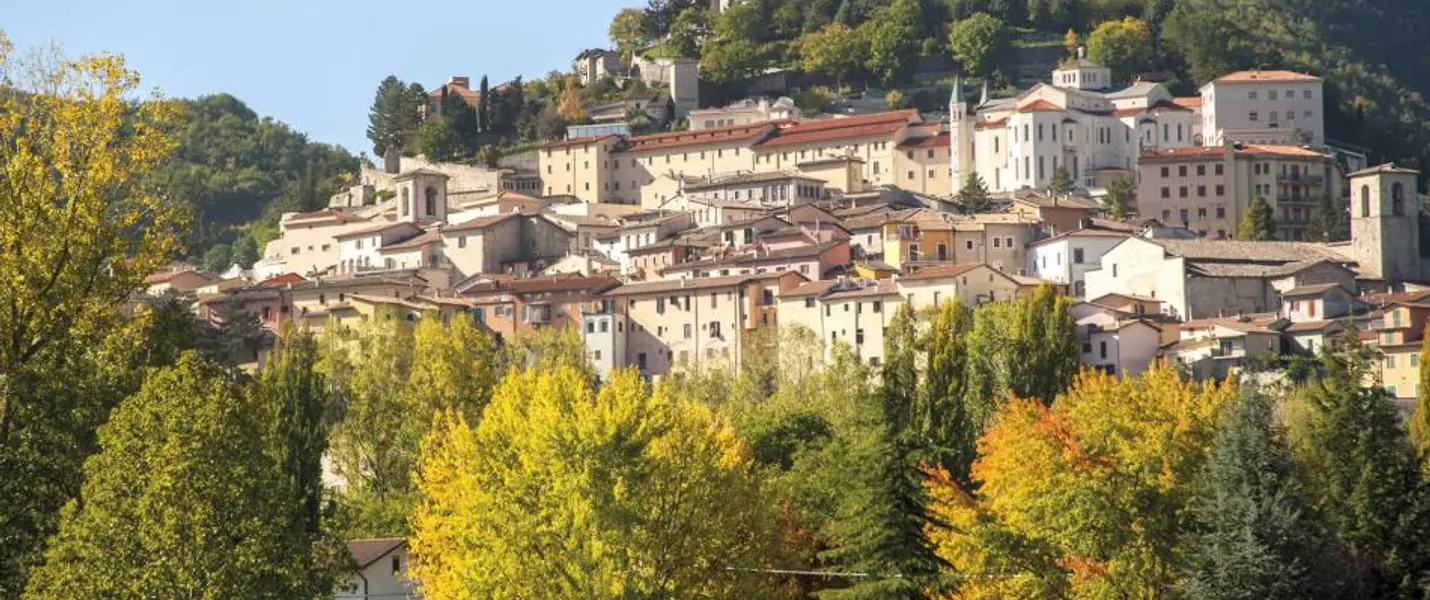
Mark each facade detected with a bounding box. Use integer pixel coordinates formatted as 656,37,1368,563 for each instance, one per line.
1027,229,1130,297
1199,70,1325,147
879,209,1040,271
337,539,416,600
778,278,901,367
1346,164,1425,282
1171,313,1287,380
458,275,620,343
897,263,1029,310
1136,142,1343,240
1071,302,1163,377
1368,302,1430,401
258,210,372,279
441,213,574,279
573,49,623,86
681,171,828,208
689,97,802,130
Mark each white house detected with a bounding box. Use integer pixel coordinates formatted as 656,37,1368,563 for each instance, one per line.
1069,302,1163,377
1199,70,1325,147
337,538,418,600
1026,229,1130,297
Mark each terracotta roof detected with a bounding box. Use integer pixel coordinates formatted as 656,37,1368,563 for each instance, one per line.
144,269,215,285
541,134,621,150
347,538,407,570
285,209,364,223
462,275,620,296
754,110,918,149
1349,163,1420,178
974,117,1009,130
782,280,839,297
1365,289,1430,305
620,123,774,154
1089,292,1161,304
1017,99,1063,113
1174,96,1202,109
1214,70,1320,83
606,270,799,296
896,135,950,150
900,263,989,282
441,212,522,234
1284,319,1340,333
257,273,307,287
1012,192,1103,210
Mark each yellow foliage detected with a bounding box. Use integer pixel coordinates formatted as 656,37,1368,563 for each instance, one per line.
928,364,1235,598
557,76,585,123
411,367,786,599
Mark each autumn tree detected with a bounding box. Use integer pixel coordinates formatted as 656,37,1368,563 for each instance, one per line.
798,23,866,93
1236,196,1276,240
1086,17,1153,82
410,368,784,599
1063,28,1079,56
928,365,1235,597
404,314,499,424
1178,389,1335,599
23,354,311,599
946,12,1011,78
557,76,586,123
1412,326,1430,463
1288,334,1430,596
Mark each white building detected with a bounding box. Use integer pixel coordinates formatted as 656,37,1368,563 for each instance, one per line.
337,538,417,600
1069,302,1163,378
1200,70,1325,147
1026,229,1131,297
950,61,1198,195
689,97,803,130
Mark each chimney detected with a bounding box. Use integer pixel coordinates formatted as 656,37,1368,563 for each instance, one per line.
449,76,471,89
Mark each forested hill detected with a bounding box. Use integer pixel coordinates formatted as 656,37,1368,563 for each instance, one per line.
160,94,359,269
628,0,1430,168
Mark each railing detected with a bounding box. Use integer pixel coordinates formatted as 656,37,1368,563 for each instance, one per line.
1276,172,1325,185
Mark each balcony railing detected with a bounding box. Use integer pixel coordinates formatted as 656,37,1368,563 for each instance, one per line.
1276,172,1325,185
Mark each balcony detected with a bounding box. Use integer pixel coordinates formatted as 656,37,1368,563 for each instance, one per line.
1276,172,1324,186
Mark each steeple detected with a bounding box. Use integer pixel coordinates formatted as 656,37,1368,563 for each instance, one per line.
980,79,989,107
950,74,966,121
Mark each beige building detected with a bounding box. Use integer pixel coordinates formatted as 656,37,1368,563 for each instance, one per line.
257,210,372,279
896,263,1030,310
1199,70,1325,147
1137,142,1342,240
597,271,805,376
1346,164,1425,283
778,278,902,367
689,97,802,130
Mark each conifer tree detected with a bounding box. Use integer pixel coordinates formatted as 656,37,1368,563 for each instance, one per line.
1105,177,1135,220
956,171,993,212
1235,196,1276,240
366,75,425,158
1179,390,1333,599
1048,166,1075,196
477,75,491,133
918,300,978,486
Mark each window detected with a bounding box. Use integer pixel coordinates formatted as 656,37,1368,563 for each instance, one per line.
1361,185,1372,217
1099,341,1108,359
1249,111,1259,122
856,329,865,344
993,237,1002,249
711,292,717,309
1197,207,1207,219
1215,164,1223,175
965,240,974,250
587,321,595,334
872,301,882,313
637,353,648,370
805,297,816,308
1216,206,1226,219
1215,185,1225,197
656,297,665,314
1179,208,1189,223
600,320,608,333
1387,355,1397,369
1161,187,1170,199
1393,182,1406,215
1197,185,1206,197
458,236,466,249
1178,165,1187,177
1160,166,1169,178
683,324,692,339
1073,248,1085,264
1179,186,1188,198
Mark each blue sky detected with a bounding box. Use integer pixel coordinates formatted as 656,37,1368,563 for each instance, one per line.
7,0,632,157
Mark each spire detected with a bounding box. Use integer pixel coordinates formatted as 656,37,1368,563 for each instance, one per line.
951,75,963,108
980,79,989,107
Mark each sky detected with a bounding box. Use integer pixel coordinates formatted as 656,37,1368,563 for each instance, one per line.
6,0,633,157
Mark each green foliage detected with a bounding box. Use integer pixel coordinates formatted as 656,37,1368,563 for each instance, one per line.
1179,390,1334,599
609,8,650,62
1048,165,1074,195
22,353,315,599
1288,335,1430,596
947,13,1012,78
1308,194,1349,242
365,75,425,159
1413,328,1430,464
861,0,921,86
956,171,993,212
1085,16,1153,82
1236,196,1277,241
667,7,712,58
1105,176,1135,220
415,116,466,163
918,300,978,486
798,23,868,90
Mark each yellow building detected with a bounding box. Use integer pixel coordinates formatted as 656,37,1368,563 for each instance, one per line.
895,263,1030,311
880,209,1040,271
1368,301,1430,400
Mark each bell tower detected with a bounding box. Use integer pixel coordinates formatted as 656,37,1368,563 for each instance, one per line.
1348,163,1421,283
949,76,976,197
394,169,450,224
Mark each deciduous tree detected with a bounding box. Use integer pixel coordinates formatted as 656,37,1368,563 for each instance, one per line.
609,8,650,62
797,23,866,93
862,0,921,86
415,116,464,163
1085,17,1153,82
1236,196,1276,240
947,13,1011,78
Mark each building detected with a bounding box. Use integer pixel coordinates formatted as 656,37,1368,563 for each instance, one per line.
1006,191,1105,234
879,209,1040,271
457,275,620,343
573,48,623,86
628,56,699,117
337,538,417,600
1084,237,1357,319
587,91,672,126
689,97,802,130
659,239,851,281
681,171,829,208
257,210,372,279
1136,141,1343,240
1027,228,1130,297
590,212,694,275
1199,70,1325,147
950,64,1197,195
1069,302,1163,377
778,278,901,367
1346,164,1427,283
1368,301,1430,403
1170,313,1287,380
896,263,1030,310
440,212,574,279
594,271,805,377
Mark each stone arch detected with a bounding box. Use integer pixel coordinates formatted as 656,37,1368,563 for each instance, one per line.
425,186,439,217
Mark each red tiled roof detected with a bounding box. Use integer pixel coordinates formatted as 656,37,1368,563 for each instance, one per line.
258,273,307,287
463,275,621,296
1017,99,1063,113
1142,143,1328,162
754,110,919,149
286,210,363,223
900,263,988,282
541,134,621,150
378,230,442,253
974,117,1008,130
619,122,774,154
1215,70,1320,83
896,135,950,149
1174,96,1202,109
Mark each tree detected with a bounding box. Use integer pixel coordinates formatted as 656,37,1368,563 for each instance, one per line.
701,38,764,84
609,8,650,62
231,234,260,267
667,7,712,58
1047,165,1075,195
200,243,232,274
862,0,921,86
403,314,499,425
476,145,501,169
956,171,993,212
439,88,479,151
1105,177,1135,220
1063,28,1079,56
197,296,265,371
1236,196,1276,240
822,305,946,599
919,300,979,486
1289,334,1430,596
415,116,464,163
410,368,784,599
366,75,425,158
1178,389,1334,599
251,324,341,598
798,23,867,93
0,40,186,435
23,354,310,599
947,13,1011,78
476,75,490,134
557,77,586,123
928,365,1235,597
1412,326,1430,463
534,104,570,140
1085,17,1153,82
1308,194,1349,242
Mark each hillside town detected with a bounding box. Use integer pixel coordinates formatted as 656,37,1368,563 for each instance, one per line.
15,1,1430,598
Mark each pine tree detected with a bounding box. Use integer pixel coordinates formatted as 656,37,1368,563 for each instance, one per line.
919,300,978,486
366,75,424,158
477,75,491,134
23,354,310,599
822,305,946,599
1236,196,1276,240
1179,390,1332,599
956,171,993,213
1048,166,1075,196
1308,194,1348,242
1291,334,1430,596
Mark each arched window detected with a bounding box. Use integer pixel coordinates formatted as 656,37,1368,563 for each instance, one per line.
1361,185,1372,218
425,186,438,217
1392,182,1405,216
401,187,410,217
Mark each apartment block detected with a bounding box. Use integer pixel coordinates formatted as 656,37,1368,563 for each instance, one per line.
1200,70,1325,147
